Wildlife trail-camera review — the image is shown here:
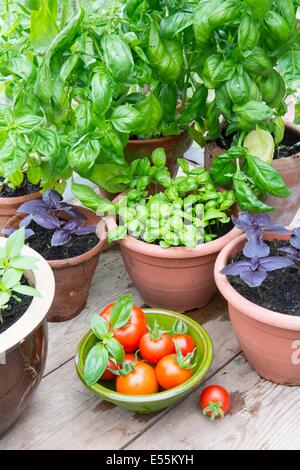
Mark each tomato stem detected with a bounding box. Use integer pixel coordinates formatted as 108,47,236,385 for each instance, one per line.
202,401,225,421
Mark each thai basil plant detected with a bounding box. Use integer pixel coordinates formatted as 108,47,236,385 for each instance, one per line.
0,228,41,324
4,190,96,247
220,212,298,287
192,0,300,212
0,0,207,194
72,148,236,249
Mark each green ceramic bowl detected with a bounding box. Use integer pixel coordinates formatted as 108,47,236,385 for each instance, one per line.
76,308,213,413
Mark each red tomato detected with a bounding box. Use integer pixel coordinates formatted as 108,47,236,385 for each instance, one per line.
199,385,231,420
155,354,193,390
116,361,159,395
101,304,147,352
172,334,195,356
139,332,173,364
102,359,118,381
102,354,136,381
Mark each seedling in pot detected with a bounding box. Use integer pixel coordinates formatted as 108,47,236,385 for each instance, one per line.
0,228,41,324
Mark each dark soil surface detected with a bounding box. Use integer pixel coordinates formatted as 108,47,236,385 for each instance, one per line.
228,240,300,316
0,278,33,334
0,175,40,198
216,127,300,160
207,220,234,240
25,221,99,261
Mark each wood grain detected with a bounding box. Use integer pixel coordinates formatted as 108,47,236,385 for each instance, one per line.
127,355,300,450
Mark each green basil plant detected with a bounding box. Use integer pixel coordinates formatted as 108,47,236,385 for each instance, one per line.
72,148,236,249
192,0,300,212
0,0,207,194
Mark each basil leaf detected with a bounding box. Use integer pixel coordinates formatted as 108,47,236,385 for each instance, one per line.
233,101,273,123
108,225,128,243
91,314,110,340
5,228,25,259
91,69,112,118
89,163,131,193
68,135,101,176
238,14,259,56
110,294,133,329
210,154,237,186
245,154,292,198
111,105,142,133
71,181,114,214
233,172,274,213
102,34,134,82
30,0,58,52
134,93,163,136
84,343,109,387
160,12,193,39
152,148,167,168
105,338,125,363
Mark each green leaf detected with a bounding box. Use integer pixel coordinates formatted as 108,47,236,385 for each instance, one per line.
108,225,128,243
105,338,125,363
151,148,167,168
233,101,273,123
155,169,172,187
68,136,101,176
0,292,10,308
233,172,274,213
134,93,163,137
208,0,241,28
5,228,25,259
238,14,259,56
160,12,193,39
245,154,292,198
71,181,114,214
15,115,43,133
91,69,112,118
102,34,134,82
91,314,110,340
84,343,109,387
13,285,41,298
110,293,133,329
202,55,235,89
31,128,59,156
2,269,23,289
295,102,300,125
279,49,300,92
177,158,190,174
244,129,275,164
89,163,131,193
30,0,58,52
210,154,236,186
244,0,272,19
111,105,142,133
10,256,38,270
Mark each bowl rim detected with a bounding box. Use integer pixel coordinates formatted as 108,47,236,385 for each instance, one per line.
76,308,213,404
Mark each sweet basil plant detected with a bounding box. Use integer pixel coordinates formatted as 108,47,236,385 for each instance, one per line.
220,213,298,287
0,228,41,323
192,0,300,212
72,148,236,249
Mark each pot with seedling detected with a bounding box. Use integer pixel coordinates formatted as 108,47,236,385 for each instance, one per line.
0,228,55,434
73,148,240,312
4,190,107,322
215,212,300,385
192,0,300,223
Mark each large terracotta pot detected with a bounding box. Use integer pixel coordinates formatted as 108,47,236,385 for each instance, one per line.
125,130,193,177
204,123,300,224
0,239,55,435
214,231,300,385
6,206,107,322
0,191,40,230
106,196,240,312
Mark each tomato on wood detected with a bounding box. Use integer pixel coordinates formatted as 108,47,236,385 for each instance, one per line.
100,294,147,353
139,321,173,364
199,385,231,420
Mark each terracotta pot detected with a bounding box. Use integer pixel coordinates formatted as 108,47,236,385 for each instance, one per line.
125,130,193,177
0,239,55,435
0,191,41,230
6,206,107,322
215,231,300,385
204,123,300,224
106,195,240,312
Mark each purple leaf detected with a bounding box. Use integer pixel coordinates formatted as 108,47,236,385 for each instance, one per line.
1,227,34,239
62,220,80,233
61,205,85,220
291,228,300,250
32,213,61,230
220,260,252,276
232,212,289,238
240,268,267,287
18,199,48,214
51,229,72,246
259,256,294,271
74,224,97,236
243,235,270,258
280,246,300,263
20,214,33,228
43,190,63,209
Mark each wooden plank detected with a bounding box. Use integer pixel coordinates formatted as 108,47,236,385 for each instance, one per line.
127,355,300,450
45,249,143,375
0,307,240,450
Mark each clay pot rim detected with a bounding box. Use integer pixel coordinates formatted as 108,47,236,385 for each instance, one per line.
0,238,55,354
0,191,40,206
214,231,300,331
6,205,108,269
128,129,189,145
105,193,241,259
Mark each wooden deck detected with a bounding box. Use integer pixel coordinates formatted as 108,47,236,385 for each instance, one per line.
1,245,300,451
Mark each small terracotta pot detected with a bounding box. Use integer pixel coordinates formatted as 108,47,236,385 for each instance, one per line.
215,231,300,386
204,123,300,224
6,206,107,322
0,240,55,435
106,195,240,312
125,130,193,177
0,191,41,230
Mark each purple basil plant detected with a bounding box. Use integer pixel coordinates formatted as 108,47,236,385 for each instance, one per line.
221,212,295,288
279,228,300,274
5,190,97,247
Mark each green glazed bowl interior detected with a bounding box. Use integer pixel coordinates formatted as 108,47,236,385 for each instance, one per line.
76,309,213,413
